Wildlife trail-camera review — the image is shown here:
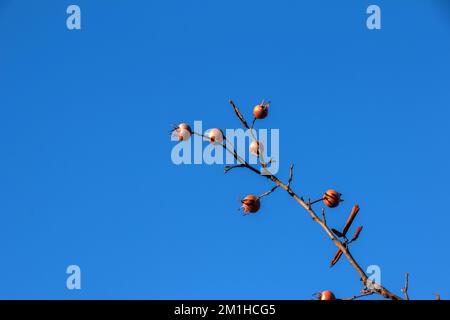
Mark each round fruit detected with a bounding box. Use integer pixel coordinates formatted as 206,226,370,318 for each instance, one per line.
207,128,223,145
323,189,341,208
253,103,268,119
249,140,264,156
320,290,336,300
176,123,192,141
241,195,261,213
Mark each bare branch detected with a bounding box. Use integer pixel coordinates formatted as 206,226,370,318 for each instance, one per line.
287,164,294,189
401,272,410,300
224,164,245,174
245,168,401,299
258,185,279,199
177,99,406,301
250,117,256,131
321,208,327,226
342,291,375,300
229,99,250,129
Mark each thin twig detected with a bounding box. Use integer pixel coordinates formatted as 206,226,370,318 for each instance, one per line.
224,164,245,173
229,100,273,176
250,117,256,131
258,185,279,199
287,164,294,190
321,208,327,226
229,99,250,129
342,291,375,300
401,272,410,300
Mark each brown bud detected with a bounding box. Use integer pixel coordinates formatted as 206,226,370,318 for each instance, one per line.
351,226,363,242
342,204,360,236
330,249,344,267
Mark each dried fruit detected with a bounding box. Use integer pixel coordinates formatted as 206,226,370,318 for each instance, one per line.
253,101,269,119
241,195,261,213
175,123,192,141
206,128,223,145
320,290,336,300
249,140,264,156
323,189,341,208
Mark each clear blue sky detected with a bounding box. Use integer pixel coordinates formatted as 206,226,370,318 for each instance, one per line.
0,0,449,299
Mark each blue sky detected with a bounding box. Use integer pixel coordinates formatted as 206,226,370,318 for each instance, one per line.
0,0,449,299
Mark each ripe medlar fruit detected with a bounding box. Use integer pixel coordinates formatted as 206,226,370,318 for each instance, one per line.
206,128,223,145
249,140,264,157
241,195,261,214
320,290,336,300
175,123,192,141
253,101,269,119
323,189,341,208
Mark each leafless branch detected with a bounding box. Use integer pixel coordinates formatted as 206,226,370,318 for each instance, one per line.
321,208,327,226
258,185,279,199
229,99,250,129
287,164,294,190
401,272,410,300
221,100,403,300
224,164,245,173
342,291,375,300
250,117,257,131
177,99,406,300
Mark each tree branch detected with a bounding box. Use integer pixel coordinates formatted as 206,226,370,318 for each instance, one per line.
258,185,279,199
179,100,405,300
222,100,403,300
229,99,250,129
401,272,410,300
342,291,375,300
287,164,294,190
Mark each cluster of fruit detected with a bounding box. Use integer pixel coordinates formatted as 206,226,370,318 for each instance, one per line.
173,101,269,153
241,189,341,214
172,101,348,300
174,125,225,144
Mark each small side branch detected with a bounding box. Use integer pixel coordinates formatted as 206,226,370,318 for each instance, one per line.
250,117,257,130
287,164,294,190
258,185,279,199
224,164,245,174
401,272,410,300
321,208,327,226
342,291,375,300
229,99,250,129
